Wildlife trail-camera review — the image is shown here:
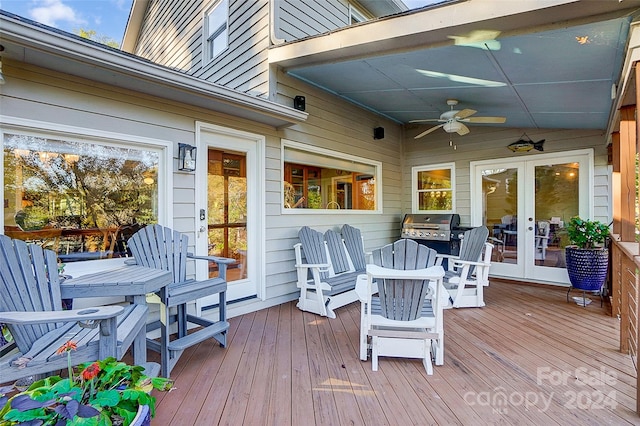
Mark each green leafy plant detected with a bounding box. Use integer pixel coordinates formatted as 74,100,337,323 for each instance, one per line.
566,216,609,249
0,342,173,426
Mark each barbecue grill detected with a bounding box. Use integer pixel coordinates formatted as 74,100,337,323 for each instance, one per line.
401,213,471,257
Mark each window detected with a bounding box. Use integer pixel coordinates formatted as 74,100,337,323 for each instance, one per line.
349,5,368,24
282,141,381,212
204,0,228,61
3,131,163,262
412,163,455,212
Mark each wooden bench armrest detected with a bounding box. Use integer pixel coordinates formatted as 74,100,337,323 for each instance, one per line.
0,305,124,325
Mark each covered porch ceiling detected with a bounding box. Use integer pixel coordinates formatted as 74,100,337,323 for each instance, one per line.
270,0,640,140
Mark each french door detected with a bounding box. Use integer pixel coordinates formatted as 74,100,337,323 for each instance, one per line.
471,149,593,284
195,123,265,307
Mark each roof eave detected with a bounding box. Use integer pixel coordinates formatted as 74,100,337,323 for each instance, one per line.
0,11,307,129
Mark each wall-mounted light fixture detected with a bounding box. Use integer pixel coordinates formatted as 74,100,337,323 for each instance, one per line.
178,143,197,172
373,127,384,140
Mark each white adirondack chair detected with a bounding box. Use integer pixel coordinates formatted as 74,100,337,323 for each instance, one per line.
436,226,493,308
294,226,366,318
0,235,150,383
358,239,445,373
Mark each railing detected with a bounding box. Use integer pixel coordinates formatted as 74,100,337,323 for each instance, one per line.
610,238,640,412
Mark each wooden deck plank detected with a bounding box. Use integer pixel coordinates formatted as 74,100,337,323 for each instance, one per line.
218,309,268,425
244,305,279,426
193,311,256,425
146,280,638,425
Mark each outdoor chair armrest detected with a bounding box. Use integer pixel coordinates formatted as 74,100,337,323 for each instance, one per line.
449,259,487,268
0,305,124,325
187,253,235,264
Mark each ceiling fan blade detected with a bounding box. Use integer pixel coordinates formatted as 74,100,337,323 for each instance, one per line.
464,116,507,123
409,119,443,123
414,124,444,139
456,123,470,135
454,109,477,119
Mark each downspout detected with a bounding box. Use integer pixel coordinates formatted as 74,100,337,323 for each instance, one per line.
270,0,285,45
269,0,285,102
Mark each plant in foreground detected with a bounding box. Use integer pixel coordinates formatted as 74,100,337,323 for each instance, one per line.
0,342,173,426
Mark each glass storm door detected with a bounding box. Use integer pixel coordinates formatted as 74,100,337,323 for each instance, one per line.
195,124,265,307
472,150,592,284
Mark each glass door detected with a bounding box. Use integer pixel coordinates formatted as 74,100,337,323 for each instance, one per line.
472,150,593,284
207,150,247,281
196,124,265,306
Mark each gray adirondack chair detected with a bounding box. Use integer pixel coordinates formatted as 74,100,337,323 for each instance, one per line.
0,235,150,383
359,239,445,373
127,224,233,377
436,226,493,308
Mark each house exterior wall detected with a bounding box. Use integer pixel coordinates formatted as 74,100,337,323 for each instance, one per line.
130,0,366,100
133,0,271,97
401,127,611,226
276,0,350,41
263,69,404,304
1,60,404,317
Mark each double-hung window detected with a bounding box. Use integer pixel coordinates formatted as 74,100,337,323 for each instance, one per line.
412,163,455,213
205,0,229,62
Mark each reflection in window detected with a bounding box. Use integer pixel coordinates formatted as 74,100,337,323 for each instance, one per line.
205,0,228,61
282,142,380,212
413,164,454,212
3,133,159,261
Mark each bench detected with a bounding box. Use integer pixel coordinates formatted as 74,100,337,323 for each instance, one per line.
293,224,371,318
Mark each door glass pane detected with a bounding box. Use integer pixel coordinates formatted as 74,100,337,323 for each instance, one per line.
207,150,247,281
533,163,579,268
482,168,518,264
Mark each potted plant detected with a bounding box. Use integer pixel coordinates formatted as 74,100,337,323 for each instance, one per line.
0,342,173,426
564,216,610,305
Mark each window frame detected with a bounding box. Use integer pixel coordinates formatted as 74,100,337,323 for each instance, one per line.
0,117,174,266
281,140,382,214
203,0,229,63
412,163,456,213
348,4,368,24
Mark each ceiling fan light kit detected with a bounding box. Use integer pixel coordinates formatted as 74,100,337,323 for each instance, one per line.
410,99,506,139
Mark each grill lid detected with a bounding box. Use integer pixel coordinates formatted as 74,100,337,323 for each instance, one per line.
401,214,461,241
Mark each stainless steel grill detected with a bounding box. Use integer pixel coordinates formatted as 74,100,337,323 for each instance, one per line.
401,213,461,242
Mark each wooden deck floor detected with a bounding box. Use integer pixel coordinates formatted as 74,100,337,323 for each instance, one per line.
150,281,638,425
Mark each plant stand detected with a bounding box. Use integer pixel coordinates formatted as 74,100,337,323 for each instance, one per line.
565,246,608,307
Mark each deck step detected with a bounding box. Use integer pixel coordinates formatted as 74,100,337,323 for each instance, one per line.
167,321,229,351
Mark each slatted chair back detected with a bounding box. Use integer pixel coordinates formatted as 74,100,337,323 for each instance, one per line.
298,226,330,279
127,224,189,284
324,229,351,274
0,235,61,354
371,239,437,321
341,224,367,271
458,226,489,274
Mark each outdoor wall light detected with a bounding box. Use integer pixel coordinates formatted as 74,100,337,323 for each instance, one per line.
373,127,384,140
178,143,197,172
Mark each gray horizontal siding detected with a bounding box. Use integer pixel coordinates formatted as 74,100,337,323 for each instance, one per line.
133,0,270,98
402,127,610,226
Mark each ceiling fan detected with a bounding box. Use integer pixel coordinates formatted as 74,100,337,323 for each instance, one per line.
410,99,506,139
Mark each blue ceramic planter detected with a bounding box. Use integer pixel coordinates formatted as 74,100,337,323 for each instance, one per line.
565,246,608,291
